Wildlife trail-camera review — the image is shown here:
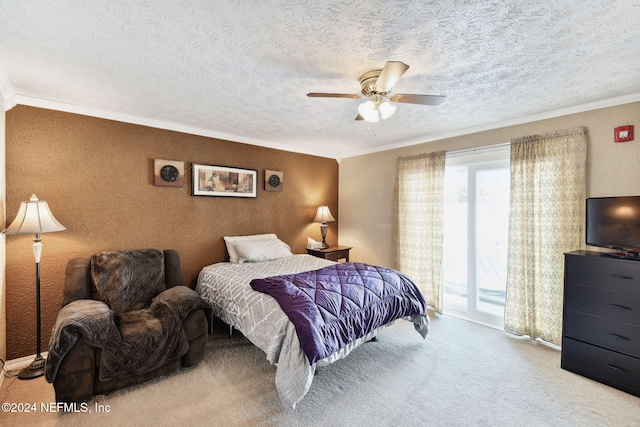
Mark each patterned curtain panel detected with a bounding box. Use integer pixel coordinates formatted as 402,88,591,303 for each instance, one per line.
505,127,587,345
394,151,446,314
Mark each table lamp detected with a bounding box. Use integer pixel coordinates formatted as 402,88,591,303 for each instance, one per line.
313,205,335,249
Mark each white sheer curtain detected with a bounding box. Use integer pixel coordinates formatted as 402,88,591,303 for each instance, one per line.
505,127,587,345
394,151,446,314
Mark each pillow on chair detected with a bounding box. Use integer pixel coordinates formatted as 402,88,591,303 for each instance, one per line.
91,249,165,315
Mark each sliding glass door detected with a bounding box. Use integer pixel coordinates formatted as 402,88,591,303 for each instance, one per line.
442,146,510,328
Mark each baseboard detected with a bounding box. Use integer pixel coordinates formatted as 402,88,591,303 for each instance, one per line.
1,352,49,388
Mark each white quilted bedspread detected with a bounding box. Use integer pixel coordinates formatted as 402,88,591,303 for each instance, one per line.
196,255,386,408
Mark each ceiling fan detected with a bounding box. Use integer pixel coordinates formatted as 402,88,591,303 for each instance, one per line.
307,61,445,123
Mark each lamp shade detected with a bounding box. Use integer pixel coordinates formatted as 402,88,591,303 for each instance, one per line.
378,101,397,120
358,100,379,123
313,205,336,223
4,194,66,235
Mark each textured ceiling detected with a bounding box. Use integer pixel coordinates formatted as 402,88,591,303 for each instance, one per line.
1,0,640,159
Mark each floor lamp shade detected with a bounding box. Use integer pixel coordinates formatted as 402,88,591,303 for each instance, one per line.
5,194,66,235
4,194,66,379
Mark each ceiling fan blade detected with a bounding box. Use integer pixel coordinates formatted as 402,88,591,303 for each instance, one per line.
307,93,361,98
355,114,364,120
375,61,409,92
390,94,446,106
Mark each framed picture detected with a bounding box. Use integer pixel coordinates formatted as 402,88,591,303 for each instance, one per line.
192,163,257,198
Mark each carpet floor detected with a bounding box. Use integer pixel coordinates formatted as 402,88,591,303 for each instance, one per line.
1,314,639,426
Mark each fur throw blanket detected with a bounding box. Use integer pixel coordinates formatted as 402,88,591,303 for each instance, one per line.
45,286,212,383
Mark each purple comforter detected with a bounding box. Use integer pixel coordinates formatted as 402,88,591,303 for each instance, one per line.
250,262,428,364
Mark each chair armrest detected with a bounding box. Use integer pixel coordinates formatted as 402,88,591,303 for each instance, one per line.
163,249,184,288
51,335,96,403
45,299,113,383
152,286,213,333
62,257,92,307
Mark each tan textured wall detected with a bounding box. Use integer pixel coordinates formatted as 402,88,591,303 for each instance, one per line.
5,105,338,359
339,102,640,267
1,100,6,362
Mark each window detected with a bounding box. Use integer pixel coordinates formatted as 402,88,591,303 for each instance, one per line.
442,145,510,328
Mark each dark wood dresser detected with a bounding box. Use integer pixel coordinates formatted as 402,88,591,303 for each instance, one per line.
562,250,640,397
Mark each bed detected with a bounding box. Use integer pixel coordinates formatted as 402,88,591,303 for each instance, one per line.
196,235,429,408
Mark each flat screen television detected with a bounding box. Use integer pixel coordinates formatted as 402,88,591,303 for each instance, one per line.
586,196,640,259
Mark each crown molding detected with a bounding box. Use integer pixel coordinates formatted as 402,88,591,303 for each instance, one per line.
13,95,337,159
0,62,16,111
12,92,640,161
340,92,640,158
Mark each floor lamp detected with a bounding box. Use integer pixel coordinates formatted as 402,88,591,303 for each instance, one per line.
4,194,66,380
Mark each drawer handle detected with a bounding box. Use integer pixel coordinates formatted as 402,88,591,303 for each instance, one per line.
605,363,628,373
608,332,631,341
610,303,633,311
609,273,634,280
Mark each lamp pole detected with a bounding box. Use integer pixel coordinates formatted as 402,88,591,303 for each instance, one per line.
18,232,46,379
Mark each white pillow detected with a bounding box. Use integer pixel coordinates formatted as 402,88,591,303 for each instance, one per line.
223,233,278,263
233,238,292,263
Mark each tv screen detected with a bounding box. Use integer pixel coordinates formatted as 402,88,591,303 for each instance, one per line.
586,196,640,253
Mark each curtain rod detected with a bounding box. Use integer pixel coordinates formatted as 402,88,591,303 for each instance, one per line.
447,142,510,156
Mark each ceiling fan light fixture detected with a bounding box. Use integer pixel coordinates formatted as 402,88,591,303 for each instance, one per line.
378,101,396,120
307,61,446,124
358,100,379,123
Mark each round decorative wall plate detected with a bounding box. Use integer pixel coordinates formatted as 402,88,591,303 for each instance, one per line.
154,159,185,187
268,174,280,187
265,169,283,191
160,165,180,182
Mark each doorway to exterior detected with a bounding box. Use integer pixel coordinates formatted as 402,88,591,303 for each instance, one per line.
442,145,510,328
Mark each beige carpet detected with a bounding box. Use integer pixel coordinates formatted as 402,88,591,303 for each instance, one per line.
1,314,639,427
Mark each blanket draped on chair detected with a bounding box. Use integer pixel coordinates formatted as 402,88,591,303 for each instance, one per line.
45,249,212,383
45,286,211,382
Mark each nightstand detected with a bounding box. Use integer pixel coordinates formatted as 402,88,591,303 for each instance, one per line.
306,245,352,262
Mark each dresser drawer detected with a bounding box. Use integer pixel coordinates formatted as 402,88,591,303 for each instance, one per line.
561,337,640,397
565,283,640,326
564,311,640,358
565,253,640,295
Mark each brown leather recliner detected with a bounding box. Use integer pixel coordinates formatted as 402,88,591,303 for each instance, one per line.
45,249,211,403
